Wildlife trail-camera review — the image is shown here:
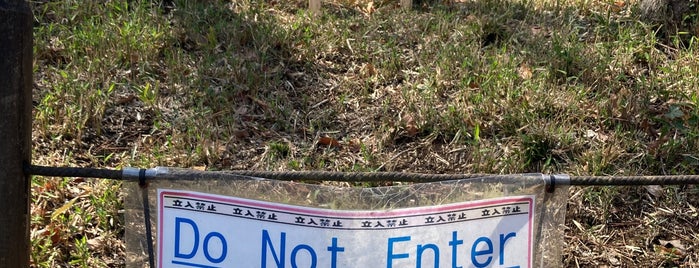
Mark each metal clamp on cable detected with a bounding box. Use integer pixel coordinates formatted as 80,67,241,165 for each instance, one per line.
553,174,571,186
122,167,148,186
139,169,147,187
545,174,571,193
122,167,141,180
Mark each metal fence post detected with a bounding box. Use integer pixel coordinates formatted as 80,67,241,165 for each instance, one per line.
0,1,33,266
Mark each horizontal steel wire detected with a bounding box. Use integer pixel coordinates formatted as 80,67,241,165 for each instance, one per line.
568,175,699,185
25,164,699,185
27,165,122,180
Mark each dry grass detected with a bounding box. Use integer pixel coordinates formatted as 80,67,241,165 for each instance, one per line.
30,0,699,266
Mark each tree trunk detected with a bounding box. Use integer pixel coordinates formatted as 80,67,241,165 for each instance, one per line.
639,0,696,43
640,0,694,24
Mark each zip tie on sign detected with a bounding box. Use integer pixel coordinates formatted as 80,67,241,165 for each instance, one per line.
123,167,156,268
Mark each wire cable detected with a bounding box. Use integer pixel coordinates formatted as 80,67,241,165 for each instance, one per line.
25,164,699,186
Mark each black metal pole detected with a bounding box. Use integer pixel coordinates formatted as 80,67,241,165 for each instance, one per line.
0,1,32,266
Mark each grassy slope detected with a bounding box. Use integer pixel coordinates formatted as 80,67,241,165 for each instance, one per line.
30,0,699,266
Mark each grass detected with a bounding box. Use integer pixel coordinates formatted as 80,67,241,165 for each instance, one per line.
29,0,699,266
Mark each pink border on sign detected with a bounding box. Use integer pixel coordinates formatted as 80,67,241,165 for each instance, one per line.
157,190,535,268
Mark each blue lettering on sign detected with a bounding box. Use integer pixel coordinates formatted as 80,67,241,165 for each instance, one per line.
449,231,463,268
203,232,227,263
261,230,345,268
416,243,439,268
175,217,199,259
262,230,286,267
327,238,345,268
471,237,493,267
291,244,317,268
173,217,228,267
499,232,516,265
386,231,522,268
386,236,411,268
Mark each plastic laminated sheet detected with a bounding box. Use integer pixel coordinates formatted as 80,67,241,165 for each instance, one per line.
124,168,568,268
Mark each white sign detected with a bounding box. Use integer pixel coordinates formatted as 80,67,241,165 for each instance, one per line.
158,189,535,268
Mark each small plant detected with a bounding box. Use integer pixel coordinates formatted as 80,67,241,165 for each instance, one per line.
521,132,558,170
268,141,291,160
135,82,157,107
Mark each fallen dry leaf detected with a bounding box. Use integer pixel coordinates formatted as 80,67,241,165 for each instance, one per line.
115,95,136,105
658,239,686,251
348,137,362,152
51,195,81,221
468,81,479,89
233,129,250,139
87,236,104,251
402,114,419,136
654,244,684,257
362,1,375,16
611,1,625,12
318,136,341,148
517,64,533,80
43,223,64,245
406,123,418,136
361,63,377,78
644,185,664,198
